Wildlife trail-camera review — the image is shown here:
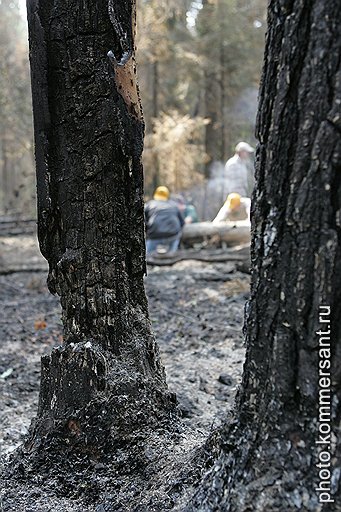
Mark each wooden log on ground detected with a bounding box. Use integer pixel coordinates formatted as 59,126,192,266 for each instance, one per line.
147,245,250,267
0,217,37,236
0,265,48,275
181,220,251,247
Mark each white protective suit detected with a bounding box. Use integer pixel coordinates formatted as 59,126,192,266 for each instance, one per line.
213,197,251,223
223,154,253,197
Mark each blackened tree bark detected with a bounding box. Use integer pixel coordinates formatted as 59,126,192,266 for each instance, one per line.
26,0,174,456
188,1,341,510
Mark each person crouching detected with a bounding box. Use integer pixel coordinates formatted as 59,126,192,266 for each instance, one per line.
145,186,185,254
213,193,251,223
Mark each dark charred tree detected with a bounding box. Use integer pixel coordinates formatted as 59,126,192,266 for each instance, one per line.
25,0,174,458
188,1,341,510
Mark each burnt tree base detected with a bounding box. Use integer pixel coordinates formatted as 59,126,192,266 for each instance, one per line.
186,406,329,512
8,339,177,483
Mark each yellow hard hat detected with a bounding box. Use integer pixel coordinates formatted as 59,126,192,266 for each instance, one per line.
226,193,241,210
154,186,170,200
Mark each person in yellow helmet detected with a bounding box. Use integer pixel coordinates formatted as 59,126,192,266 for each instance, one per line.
213,192,251,223
145,186,185,254
153,186,170,201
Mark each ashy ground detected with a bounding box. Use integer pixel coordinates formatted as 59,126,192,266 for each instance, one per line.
0,234,249,511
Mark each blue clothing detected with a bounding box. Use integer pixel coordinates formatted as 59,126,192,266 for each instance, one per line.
146,236,181,255
145,199,184,239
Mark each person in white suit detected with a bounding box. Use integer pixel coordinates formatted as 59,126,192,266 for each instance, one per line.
223,141,255,198
213,193,251,223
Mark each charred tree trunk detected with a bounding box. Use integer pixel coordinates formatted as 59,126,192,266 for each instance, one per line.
189,1,341,510
25,0,174,458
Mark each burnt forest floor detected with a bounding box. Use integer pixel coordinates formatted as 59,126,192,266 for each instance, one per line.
0,234,248,511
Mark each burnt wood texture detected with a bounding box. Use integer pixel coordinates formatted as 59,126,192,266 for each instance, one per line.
26,0,174,453
188,1,341,510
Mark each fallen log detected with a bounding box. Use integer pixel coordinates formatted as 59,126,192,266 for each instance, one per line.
181,220,250,247
147,245,250,267
0,217,37,236
0,265,47,275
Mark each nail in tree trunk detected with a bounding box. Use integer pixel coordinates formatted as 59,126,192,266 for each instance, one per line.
26,0,174,455
189,1,341,510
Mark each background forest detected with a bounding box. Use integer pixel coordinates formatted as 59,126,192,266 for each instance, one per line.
0,0,267,218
